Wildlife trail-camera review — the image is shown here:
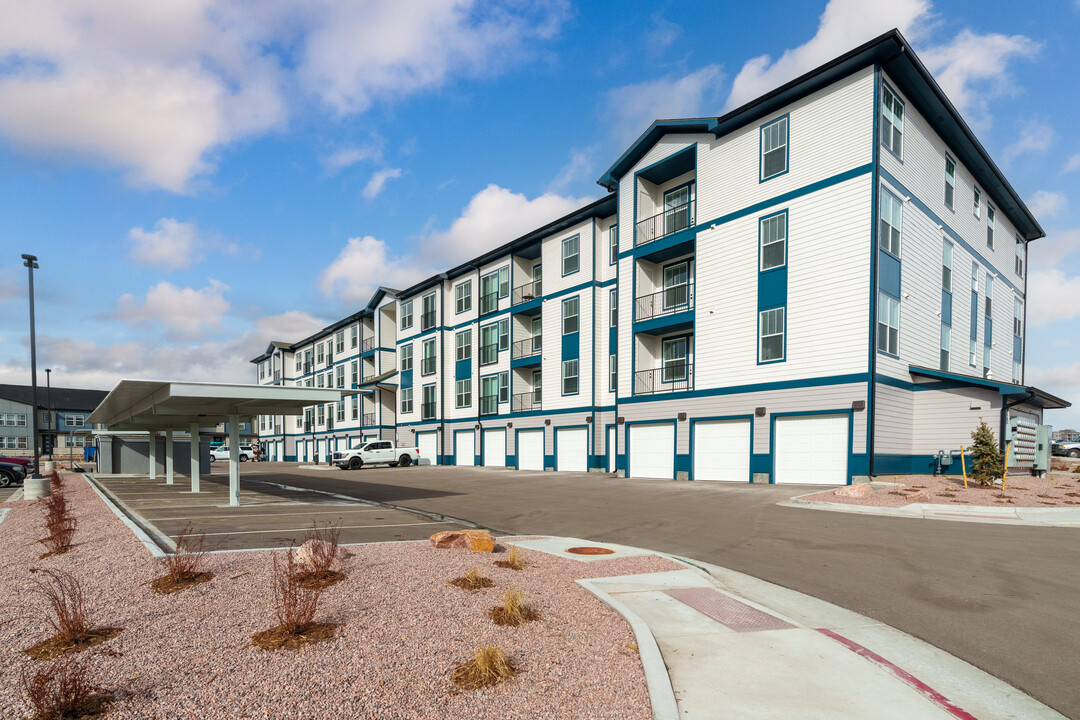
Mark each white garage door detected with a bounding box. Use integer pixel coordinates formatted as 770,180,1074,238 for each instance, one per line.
483,429,506,467
416,432,438,466
607,426,617,473
629,423,675,479
694,420,751,482
556,428,588,472
774,414,848,485
517,429,544,471
454,430,475,467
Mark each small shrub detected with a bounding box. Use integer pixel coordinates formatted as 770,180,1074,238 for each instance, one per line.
152,524,212,594
20,655,111,720
274,549,320,635
31,568,88,644
451,645,517,690
969,420,1004,486
302,523,341,577
494,545,528,571
39,493,77,556
489,587,541,626
450,567,494,591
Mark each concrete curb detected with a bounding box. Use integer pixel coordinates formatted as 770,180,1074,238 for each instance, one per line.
5,488,24,503
781,493,1080,526
84,474,169,557
576,578,680,720
0,507,8,527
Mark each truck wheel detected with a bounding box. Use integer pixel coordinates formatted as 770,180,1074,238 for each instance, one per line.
240,455,248,462
349,457,362,470
1069,449,1080,458
398,455,412,468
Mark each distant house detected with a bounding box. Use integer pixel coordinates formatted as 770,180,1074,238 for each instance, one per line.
1053,429,1080,443
0,383,108,458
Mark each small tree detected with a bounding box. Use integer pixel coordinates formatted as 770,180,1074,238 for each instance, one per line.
970,420,1004,486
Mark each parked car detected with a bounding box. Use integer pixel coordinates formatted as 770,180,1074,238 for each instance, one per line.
0,460,27,488
333,441,420,470
210,445,255,462
1052,442,1080,458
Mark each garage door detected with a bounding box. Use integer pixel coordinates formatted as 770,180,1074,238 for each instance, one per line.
454,430,475,466
556,428,587,472
774,414,848,485
483,429,506,467
694,420,751,482
629,423,675,479
518,429,544,471
607,426,616,473
416,432,438,466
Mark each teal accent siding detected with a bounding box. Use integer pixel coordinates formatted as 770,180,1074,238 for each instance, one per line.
633,310,694,336
970,291,978,340
510,355,541,369
984,318,993,346
941,290,952,326
455,358,470,381
757,267,787,308
561,332,579,361
399,369,413,389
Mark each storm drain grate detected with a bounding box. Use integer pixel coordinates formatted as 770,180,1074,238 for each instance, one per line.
665,588,796,632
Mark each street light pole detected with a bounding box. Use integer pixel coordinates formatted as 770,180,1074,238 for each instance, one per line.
45,368,53,461
22,254,41,479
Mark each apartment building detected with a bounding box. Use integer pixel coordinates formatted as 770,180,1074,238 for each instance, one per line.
252,30,1067,483
0,384,108,458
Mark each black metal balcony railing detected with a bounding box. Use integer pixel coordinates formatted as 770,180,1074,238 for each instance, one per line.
304,422,312,433
480,343,499,366
304,363,313,374
635,284,694,321
512,280,542,305
480,395,499,416
512,392,540,412
326,416,334,431
480,290,500,316
635,197,696,247
634,363,693,395
326,352,333,366
421,356,437,375
363,337,375,352
511,336,541,359
421,310,436,331
421,402,436,421
362,412,376,427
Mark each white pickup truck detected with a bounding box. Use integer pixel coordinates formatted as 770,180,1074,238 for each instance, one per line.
333,440,421,470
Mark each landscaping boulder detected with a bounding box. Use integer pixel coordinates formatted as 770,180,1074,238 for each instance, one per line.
833,483,873,498
296,539,349,570
429,529,496,553
903,489,932,503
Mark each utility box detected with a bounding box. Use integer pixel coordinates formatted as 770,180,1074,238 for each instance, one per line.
1009,417,1038,472
1033,424,1051,477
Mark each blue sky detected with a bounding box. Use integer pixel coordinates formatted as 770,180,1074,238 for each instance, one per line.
1,0,1079,429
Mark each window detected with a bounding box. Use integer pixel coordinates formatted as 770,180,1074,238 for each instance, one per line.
1015,236,1025,276
480,272,499,314
1014,297,1022,336
499,266,510,298
499,371,509,403
877,294,899,356
351,324,358,348
296,354,302,371
880,85,903,157
259,362,265,379
400,300,413,330
531,316,542,352
971,261,979,293
662,338,688,381
941,240,952,292
969,339,977,367
480,376,499,415
316,374,325,388
456,330,472,361
973,187,981,218
562,235,580,276
498,318,509,351
610,288,617,327
986,205,995,249
1013,359,1022,385
610,224,619,263
422,385,436,420
940,326,951,371
985,274,993,317
351,395,358,420
562,297,579,334
562,359,579,395
401,388,413,414
336,400,345,423
421,293,436,331
351,360,358,386
421,338,436,375
663,262,689,309
983,345,991,378
456,379,472,408
335,330,345,354
480,324,499,365
760,116,788,180
455,280,472,314
400,344,413,371
759,308,785,362
944,157,955,209
316,344,324,363
879,190,902,256
663,185,692,235
760,213,787,270
532,370,542,403
335,365,345,388
67,415,85,427
609,354,617,392
317,405,325,425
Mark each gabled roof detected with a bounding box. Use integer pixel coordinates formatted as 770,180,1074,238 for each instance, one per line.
0,384,109,412
597,29,1043,241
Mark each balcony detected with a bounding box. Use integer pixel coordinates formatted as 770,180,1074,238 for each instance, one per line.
635,197,695,247
480,290,499,316
303,363,313,374
635,284,694,322
420,310,436,331
326,416,334,431
326,352,333,366
512,392,540,413
634,363,693,395
421,356,437,375
304,422,313,433
479,343,499,366
480,395,499,416
511,337,541,359
512,280,542,305
363,337,375,352
274,425,282,434
421,402,436,421
363,412,376,427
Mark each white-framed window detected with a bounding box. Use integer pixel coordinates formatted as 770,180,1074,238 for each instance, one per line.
351,360,358,386
400,300,413,330
562,296,579,334
316,344,324,363
662,337,688,382
562,359,579,395
259,361,265,379
532,369,542,403
1014,297,1023,336
336,400,345,422
455,280,472,314
351,324,358,348
351,395,358,420
401,387,413,414
335,330,345,354
969,339,977,367
759,308,785,362
985,274,993,317
986,205,995,249
421,293,437,331
400,344,413,371
335,365,345,388
316,405,325,425
316,373,325,388
498,318,509,351
983,345,992,378
421,338,436,375
499,266,510,298
879,190,902,256
881,85,904,157
940,325,951,371
610,288,617,327
973,187,981,218
609,354,617,392
498,371,509,403
1013,358,1022,385
610,224,619,264
760,115,788,180
944,156,955,209
295,354,302,371
942,240,952,292
971,261,979,294
1015,236,1025,277
66,415,85,428
878,293,900,356
562,235,580,276
456,330,472,361
760,212,787,270
456,379,472,408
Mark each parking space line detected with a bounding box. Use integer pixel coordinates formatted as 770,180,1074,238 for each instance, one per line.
186,521,439,537
145,508,383,522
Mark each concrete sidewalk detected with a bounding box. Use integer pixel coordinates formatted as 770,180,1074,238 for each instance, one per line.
783,494,1080,527
510,536,1065,720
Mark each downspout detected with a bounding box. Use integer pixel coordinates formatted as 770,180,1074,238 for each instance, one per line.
1021,240,1028,385
1000,391,1036,453
590,217,598,469
437,274,448,463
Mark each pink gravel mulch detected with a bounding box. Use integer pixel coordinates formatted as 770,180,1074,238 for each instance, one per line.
803,472,1080,509
0,476,681,720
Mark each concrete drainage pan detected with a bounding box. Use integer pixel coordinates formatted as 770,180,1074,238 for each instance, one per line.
506,536,654,562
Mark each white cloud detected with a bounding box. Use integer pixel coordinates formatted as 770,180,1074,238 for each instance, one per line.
547,148,595,194
362,167,403,199
1063,153,1080,174
318,236,427,303
114,280,231,341
322,145,380,173
0,265,21,302
1026,268,1080,327
128,218,205,269
1025,361,1080,426
724,0,930,111
1027,191,1067,220
606,65,724,146
1029,227,1080,270
1003,120,1054,163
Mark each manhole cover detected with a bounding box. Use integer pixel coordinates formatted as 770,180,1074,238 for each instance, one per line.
566,546,615,555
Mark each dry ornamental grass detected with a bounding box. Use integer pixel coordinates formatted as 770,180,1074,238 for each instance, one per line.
489,587,541,627
252,549,335,651
295,523,346,590
39,492,77,558
451,645,518,691
152,524,213,594
449,567,495,591
494,545,528,571
23,568,122,661
20,655,113,720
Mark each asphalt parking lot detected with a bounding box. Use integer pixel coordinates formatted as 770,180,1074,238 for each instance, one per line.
0,486,21,503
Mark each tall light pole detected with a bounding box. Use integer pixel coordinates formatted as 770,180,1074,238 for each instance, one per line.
22,254,41,479
45,368,53,461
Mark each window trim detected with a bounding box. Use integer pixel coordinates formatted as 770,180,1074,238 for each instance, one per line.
880,83,904,160
561,359,580,396
758,307,786,364
400,387,413,414
759,114,790,182
877,292,900,358
400,300,413,330
455,280,472,315
562,296,579,335
498,371,509,404
879,188,903,258
561,234,581,277
609,224,619,265
455,379,472,409
944,155,956,210
455,329,472,361
759,210,788,271
400,344,413,371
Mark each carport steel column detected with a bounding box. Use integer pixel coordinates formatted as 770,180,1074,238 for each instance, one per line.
164,430,174,485
228,414,240,506
148,430,157,480
189,423,201,493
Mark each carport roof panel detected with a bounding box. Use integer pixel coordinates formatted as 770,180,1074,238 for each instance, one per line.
88,380,344,430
